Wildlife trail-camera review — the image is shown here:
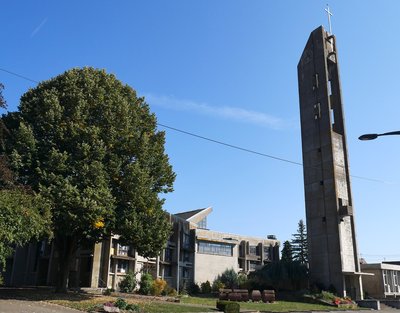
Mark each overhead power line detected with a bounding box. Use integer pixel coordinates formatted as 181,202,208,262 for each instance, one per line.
157,123,303,166
0,67,390,184
157,123,386,183
0,68,38,83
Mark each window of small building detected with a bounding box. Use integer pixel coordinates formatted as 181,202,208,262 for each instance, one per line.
183,251,191,262
249,261,259,270
183,233,191,247
263,246,271,260
383,269,400,293
117,260,129,273
182,267,190,278
249,245,257,256
117,244,129,256
164,265,172,277
198,241,233,256
164,248,173,262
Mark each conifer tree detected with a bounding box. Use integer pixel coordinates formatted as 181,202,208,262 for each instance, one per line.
291,219,308,265
281,240,293,263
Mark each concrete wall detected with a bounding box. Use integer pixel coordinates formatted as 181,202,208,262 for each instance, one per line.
361,263,400,299
194,246,238,284
193,228,279,284
361,268,382,298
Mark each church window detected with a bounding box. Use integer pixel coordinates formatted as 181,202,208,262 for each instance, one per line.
198,241,233,256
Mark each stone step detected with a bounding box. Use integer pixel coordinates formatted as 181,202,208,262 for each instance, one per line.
381,302,399,310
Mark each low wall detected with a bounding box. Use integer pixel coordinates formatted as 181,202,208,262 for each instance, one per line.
382,300,400,309
357,299,380,310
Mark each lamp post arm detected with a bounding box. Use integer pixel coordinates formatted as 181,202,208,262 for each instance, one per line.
379,131,400,137
359,130,400,141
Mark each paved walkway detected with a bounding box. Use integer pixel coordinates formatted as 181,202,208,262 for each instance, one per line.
0,299,83,313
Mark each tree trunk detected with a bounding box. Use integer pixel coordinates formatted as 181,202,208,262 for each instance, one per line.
54,235,78,293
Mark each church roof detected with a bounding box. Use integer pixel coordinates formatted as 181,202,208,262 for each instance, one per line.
174,207,212,223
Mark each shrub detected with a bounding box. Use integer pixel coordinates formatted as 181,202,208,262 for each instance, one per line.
188,282,201,295
201,280,212,294
318,290,337,301
103,287,114,296
119,271,137,293
163,284,178,296
139,273,154,295
115,298,128,310
212,279,225,292
237,273,248,289
151,278,167,296
216,300,240,313
218,268,239,289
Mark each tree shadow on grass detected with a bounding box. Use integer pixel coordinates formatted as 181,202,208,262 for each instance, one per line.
0,287,94,302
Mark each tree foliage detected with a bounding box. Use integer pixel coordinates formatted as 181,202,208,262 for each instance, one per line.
1,68,175,291
248,260,308,291
0,83,5,109
118,271,137,293
281,240,293,263
0,189,51,269
291,219,308,265
216,268,240,289
0,83,14,188
0,83,51,283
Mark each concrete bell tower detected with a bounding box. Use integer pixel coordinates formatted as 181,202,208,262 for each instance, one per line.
297,26,363,299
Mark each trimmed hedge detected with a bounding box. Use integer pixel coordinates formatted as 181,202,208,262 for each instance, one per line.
216,300,240,313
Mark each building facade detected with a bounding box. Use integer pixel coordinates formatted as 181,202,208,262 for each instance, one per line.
4,207,279,291
361,262,400,298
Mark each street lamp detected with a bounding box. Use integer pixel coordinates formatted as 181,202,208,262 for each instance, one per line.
358,131,400,141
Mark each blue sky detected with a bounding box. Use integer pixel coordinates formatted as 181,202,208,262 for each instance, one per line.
1,1,399,263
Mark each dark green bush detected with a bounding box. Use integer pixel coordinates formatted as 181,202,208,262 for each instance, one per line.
218,269,239,289
216,300,240,313
201,280,212,294
162,284,178,296
115,298,128,309
212,279,225,292
139,273,154,295
119,271,137,293
188,282,200,295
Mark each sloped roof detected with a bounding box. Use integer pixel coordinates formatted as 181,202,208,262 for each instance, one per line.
174,207,212,223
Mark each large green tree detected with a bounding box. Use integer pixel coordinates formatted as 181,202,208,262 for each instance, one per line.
1,68,176,292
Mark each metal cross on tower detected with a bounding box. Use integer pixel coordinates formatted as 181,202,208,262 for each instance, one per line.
325,4,333,34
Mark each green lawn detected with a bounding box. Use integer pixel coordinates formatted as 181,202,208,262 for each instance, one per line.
1,289,358,313
51,295,357,312
181,296,350,312
51,298,215,312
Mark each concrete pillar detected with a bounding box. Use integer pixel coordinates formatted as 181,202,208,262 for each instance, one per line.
46,241,55,285
90,242,102,288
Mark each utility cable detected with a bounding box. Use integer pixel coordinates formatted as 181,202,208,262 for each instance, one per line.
157,123,303,166
0,68,38,84
0,67,391,184
157,123,387,183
